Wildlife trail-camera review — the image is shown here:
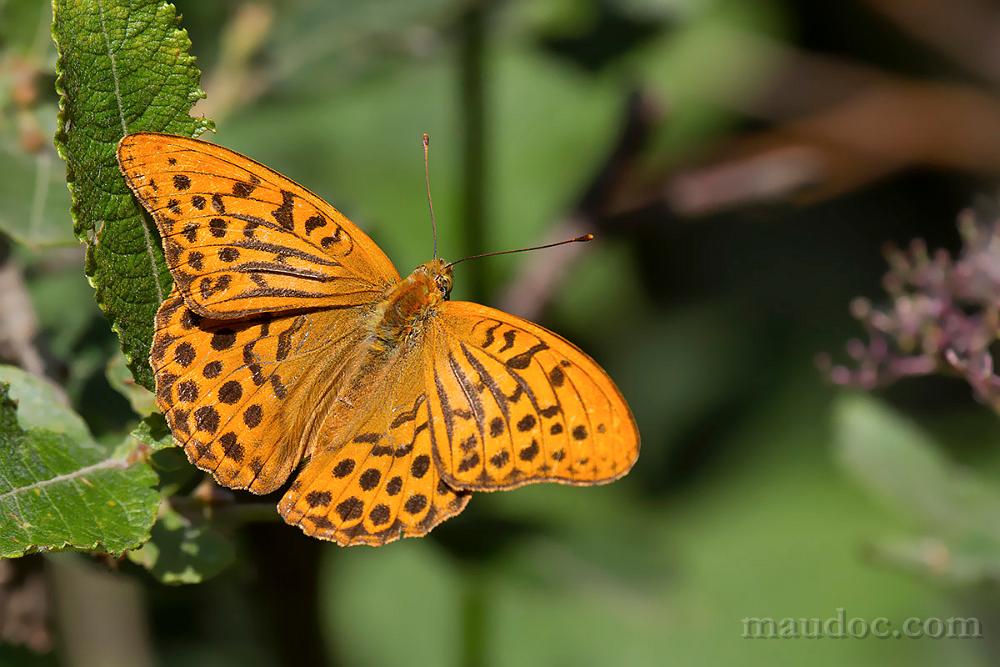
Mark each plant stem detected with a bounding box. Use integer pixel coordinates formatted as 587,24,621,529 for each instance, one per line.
459,0,489,301
48,554,155,667
244,524,333,666
460,565,487,667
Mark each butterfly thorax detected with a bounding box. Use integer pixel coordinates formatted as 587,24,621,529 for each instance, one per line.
369,259,453,354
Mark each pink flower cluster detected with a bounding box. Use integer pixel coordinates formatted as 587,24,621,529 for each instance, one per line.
822,207,1000,410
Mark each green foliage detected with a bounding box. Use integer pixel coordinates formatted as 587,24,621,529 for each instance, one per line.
0,148,75,248
127,504,235,584
0,371,159,557
0,365,88,440
106,353,156,417
116,394,236,586
0,2,75,248
24,260,118,409
324,378,972,667
834,393,1000,584
111,408,234,585
128,413,175,453
51,0,212,390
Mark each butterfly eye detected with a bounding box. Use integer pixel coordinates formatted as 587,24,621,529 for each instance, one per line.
435,274,453,298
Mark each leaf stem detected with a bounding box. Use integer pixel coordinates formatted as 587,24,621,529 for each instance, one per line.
170,495,280,525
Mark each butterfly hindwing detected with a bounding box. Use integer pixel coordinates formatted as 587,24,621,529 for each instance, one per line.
152,287,370,494
425,302,639,490
279,356,470,546
118,133,400,318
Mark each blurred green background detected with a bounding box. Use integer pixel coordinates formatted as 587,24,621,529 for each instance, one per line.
3,0,1000,665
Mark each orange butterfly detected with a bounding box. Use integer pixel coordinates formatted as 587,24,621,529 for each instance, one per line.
117,132,639,546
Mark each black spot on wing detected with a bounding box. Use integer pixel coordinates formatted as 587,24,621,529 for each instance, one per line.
498,330,516,353
481,321,502,349
304,215,326,235
272,190,295,230
233,181,255,197
506,343,549,370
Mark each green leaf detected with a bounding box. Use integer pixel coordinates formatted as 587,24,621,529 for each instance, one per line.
127,503,235,584
0,382,160,558
0,134,76,248
0,3,75,249
1,0,54,54
127,412,175,453
51,0,213,390
833,393,1000,582
0,365,88,440
106,353,156,416
868,535,1000,585
833,393,1000,531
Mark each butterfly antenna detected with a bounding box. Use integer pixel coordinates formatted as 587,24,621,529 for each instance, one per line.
445,234,594,269
423,133,439,259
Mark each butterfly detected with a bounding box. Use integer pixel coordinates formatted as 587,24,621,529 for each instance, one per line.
116,132,639,546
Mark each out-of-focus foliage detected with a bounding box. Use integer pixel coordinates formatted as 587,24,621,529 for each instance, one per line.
0,2,74,248
128,413,174,453
0,148,72,248
127,504,235,585
216,0,781,294
0,365,87,439
323,377,985,667
105,354,156,418
835,393,1000,584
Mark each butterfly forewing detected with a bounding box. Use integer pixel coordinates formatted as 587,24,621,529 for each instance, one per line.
118,133,399,318
425,302,639,490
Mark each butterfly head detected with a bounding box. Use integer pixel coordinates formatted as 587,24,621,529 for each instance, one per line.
416,258,453,300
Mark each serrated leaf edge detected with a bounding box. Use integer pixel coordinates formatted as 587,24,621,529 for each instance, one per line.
51,0,213,390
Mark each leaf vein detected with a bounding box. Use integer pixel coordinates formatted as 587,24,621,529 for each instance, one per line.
0,458,130,505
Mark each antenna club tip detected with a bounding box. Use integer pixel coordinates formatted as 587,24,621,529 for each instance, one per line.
577,233,595,242
422,132,430,145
